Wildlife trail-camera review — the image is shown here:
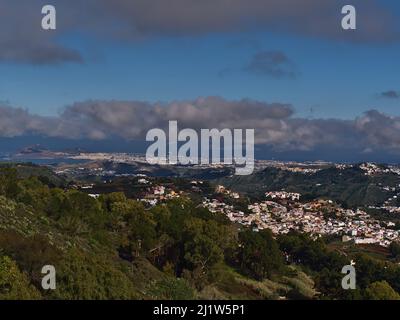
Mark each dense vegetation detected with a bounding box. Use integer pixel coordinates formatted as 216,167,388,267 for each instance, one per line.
0,165,399,300
221,166,399,208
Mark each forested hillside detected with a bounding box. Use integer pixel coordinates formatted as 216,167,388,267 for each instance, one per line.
0,165,399,300
220,166,399,208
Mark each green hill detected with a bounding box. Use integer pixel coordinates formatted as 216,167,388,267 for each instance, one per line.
0,166,316,300
219,165,400,208
1,165,400,300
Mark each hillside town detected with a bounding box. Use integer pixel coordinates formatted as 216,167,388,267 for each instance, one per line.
94,170,400,248
202,187,399,247
42,157,400,248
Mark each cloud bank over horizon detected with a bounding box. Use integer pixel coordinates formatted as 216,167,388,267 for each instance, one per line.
1,97,400,158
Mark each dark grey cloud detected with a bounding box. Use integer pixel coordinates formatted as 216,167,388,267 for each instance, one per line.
0,1,83,64
0,104,58,137
1,97,400,155
245,51,297,78
355,110,400,150
93,0,397,42
380,90,400,99
0,0,398,64
0,41,83,65
55,97,295,141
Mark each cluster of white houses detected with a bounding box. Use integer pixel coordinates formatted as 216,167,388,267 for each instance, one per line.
202,190,399,247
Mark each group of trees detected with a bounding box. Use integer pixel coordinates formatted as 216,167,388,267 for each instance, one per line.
238,229,284,280
0,255,40,300
278,231,400,299
1,166,400,300
101,192,285,290
389,241,400,261
0,167,289,298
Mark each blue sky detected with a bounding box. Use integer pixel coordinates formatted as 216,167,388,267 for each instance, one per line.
2,0,400,161
1,32,400,119
0,1,399,119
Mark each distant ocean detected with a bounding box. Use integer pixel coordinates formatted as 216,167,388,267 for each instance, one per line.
0,157,89,165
